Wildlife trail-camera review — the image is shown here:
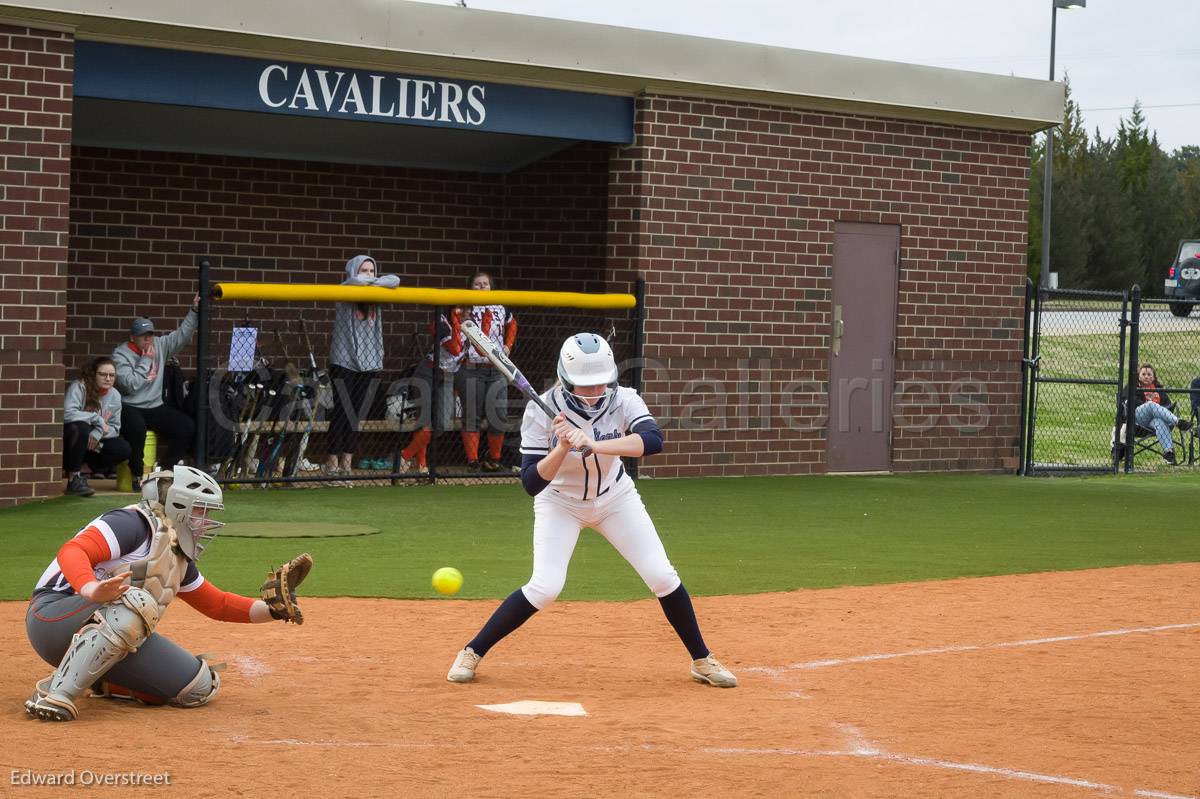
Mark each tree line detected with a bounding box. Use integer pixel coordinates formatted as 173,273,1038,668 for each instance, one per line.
1028,77,1200,293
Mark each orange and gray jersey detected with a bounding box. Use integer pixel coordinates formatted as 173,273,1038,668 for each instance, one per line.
466,305,516,364
33,508,201,598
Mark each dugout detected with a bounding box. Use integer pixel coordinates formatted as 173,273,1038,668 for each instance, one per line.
0,0,1062,505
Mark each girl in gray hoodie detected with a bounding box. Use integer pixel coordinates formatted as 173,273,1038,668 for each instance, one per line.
62,357,133,496
325,255,400,481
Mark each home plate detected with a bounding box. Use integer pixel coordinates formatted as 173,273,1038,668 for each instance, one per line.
476,701,587,717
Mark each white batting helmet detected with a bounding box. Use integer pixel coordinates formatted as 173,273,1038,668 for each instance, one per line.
142,464,225,560
558,333,617,388
557,333,618,413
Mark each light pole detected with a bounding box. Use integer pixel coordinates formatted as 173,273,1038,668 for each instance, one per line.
1040,0,1086,289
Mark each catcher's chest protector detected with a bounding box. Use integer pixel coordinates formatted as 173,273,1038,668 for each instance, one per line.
126,502,189,613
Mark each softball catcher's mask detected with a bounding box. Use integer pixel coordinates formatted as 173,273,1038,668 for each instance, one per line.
142,465,225,560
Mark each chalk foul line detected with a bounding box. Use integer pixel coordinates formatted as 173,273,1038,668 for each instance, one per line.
745,622,1200,675
703,724,1198,799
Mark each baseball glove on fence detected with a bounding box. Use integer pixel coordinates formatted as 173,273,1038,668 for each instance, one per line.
260,553,313,624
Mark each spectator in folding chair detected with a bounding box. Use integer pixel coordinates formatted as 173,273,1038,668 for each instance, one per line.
1117,363,1192,465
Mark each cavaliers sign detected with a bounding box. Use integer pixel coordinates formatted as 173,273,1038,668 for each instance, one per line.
75,42,634,143
257,65,487,125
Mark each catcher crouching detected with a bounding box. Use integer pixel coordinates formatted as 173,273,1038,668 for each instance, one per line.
24,465,312,721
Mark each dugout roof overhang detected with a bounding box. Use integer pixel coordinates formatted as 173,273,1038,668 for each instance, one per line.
1,0,1064,173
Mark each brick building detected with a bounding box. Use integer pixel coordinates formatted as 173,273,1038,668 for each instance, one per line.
0,1,1061,505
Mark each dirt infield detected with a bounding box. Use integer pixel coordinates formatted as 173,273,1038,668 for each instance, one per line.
3,563,1197,798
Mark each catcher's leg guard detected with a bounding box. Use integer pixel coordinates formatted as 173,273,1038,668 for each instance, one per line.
169,658,222,708
26,588,160,722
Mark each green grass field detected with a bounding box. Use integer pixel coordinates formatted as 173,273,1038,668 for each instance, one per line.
1033,330,1200,468
2,473,1198,602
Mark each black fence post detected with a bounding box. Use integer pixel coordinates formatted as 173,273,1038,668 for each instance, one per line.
1023,284,1044,474
632,277,645,395
195,258,211,470
1123,285,1141,473
428,305,440,484
1113,290,1130,473
1017,278,1034,475
627,277,646,480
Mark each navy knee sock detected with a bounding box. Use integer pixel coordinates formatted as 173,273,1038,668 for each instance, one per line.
658,584,709,661
466,589,539,657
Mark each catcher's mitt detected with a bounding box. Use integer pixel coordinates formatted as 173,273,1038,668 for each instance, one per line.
260,553,313,624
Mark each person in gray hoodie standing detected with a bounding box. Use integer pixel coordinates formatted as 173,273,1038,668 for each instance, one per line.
62,356,132,497
111,295,200,488
325,255,400,482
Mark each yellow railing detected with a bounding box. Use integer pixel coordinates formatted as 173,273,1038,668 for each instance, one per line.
211,283,637,310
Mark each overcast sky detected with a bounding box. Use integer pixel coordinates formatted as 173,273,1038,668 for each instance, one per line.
414,0,1199,153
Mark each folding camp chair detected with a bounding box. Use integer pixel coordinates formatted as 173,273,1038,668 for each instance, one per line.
1187,377,1200,465
1112,391,1187,467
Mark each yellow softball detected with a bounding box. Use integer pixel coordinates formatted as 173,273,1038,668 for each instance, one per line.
432,567,463,596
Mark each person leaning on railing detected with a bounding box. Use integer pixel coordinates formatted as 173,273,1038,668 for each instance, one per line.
1124,363,1193,465
111,295,200,490
324,254,400,484
456,271,517,471
61,356,133,497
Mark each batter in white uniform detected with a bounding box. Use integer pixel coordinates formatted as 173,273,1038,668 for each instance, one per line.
447,333,737,687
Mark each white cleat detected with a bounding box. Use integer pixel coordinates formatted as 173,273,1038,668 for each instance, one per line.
447,647,481,683
25,680,78,721
691,654,738,688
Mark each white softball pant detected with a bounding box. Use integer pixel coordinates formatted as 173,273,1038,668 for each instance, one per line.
520,485,681,609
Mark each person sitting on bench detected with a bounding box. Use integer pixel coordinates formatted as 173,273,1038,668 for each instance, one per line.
62,356,132,496
112,297,200,489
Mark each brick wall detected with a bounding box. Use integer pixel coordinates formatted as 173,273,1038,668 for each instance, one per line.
0,26,73,507
498,141,610,294
608,95,1029,477
69,147,494,374
498,141,626,381
66,143,610,377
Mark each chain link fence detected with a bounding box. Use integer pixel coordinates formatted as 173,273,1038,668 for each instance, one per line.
1023,285,1200,474
193,268,642,489
1123,296,1200,469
